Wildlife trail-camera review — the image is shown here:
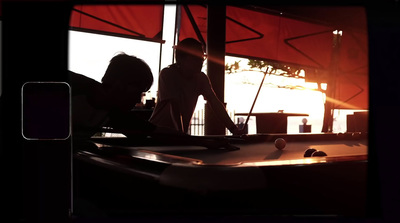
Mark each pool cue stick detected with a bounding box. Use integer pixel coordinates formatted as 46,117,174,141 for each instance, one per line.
241,67,269,131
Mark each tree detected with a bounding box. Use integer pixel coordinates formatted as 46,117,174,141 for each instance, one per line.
225,60,241,74
247,59,302,78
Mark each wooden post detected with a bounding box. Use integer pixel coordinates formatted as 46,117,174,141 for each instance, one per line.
205,5,227,135
322,30,342,132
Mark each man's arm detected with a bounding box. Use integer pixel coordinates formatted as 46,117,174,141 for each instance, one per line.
205,93,241,134
200,73,244,135
167,99,185,132
155,67,185,132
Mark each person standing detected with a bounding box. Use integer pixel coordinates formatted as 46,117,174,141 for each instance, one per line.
150,38,244,135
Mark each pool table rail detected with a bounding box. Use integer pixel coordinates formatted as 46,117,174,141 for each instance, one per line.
75,143,367,193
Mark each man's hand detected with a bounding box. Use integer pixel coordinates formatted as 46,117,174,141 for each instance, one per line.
197,137,240,151
229,125,247,136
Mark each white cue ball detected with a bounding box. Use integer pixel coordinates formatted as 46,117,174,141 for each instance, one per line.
274,138,286,150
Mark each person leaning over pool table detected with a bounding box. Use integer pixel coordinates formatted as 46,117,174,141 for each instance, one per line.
69,52,161,139
149,38,246,135
69,52,232,150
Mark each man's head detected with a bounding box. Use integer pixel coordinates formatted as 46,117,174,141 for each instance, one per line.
175,38,207,75
101,53,153,111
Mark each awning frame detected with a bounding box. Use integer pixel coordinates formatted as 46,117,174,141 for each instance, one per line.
70,6,165,43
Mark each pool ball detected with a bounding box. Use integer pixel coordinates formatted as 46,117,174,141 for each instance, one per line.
311,150,327,157
274,138,286,150
304,148,317,157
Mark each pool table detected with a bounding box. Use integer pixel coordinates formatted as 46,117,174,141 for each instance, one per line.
73,132,368,217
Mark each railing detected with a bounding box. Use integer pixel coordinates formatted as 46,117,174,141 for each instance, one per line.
188,109,205,136
188,108,236,136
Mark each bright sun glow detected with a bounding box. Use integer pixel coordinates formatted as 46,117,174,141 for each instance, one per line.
221,58,326,134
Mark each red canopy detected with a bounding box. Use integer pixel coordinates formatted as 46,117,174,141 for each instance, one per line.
69,4,368,110
70,4,164,42
179,5,368,110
